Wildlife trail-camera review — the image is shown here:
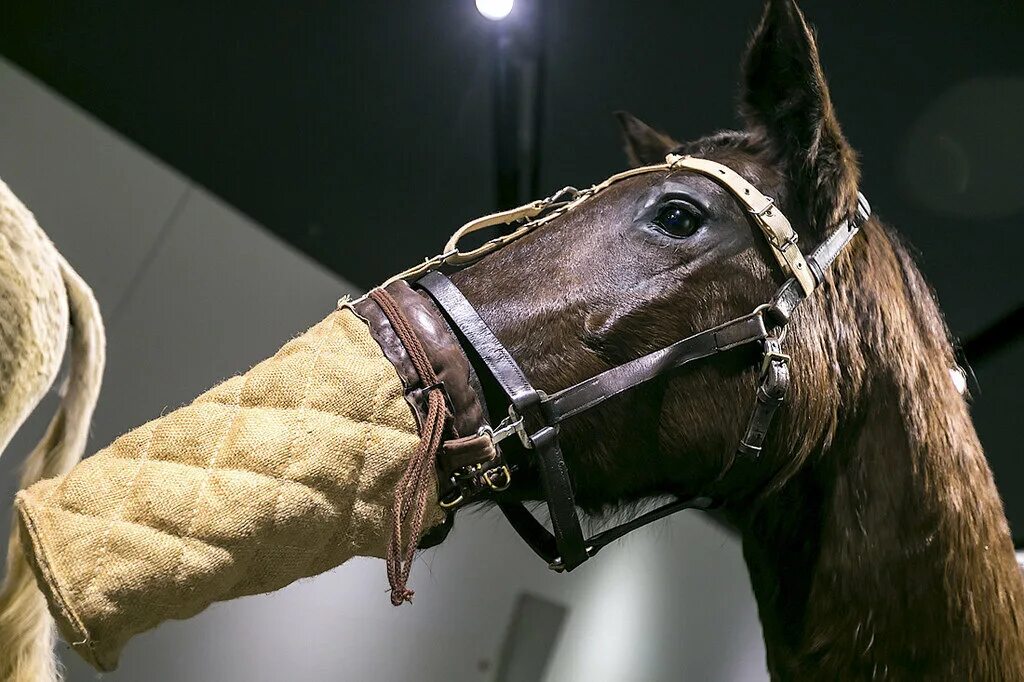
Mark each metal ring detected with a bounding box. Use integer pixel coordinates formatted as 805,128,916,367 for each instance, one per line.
438,492,464,510
483,465,512,492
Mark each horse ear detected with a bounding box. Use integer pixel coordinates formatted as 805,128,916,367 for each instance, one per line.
741,0,859,230
614,111,679,167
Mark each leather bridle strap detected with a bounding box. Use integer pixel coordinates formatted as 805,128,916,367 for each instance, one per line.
377,155,821,296
416,271,540,411
539,309,771,423
666,155,817,296
536,192,869,430
417,271,589,569
497,493,716,568
770,193,870,323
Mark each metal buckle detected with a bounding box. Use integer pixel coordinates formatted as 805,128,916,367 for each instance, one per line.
771,231,799,251
759,333,790,377
439,461,512,508
749,197,800,251
483,465,512,491
761,224,799,252
749,195,776,218
760,348,790,377
480,404,534,450
421,380,454,414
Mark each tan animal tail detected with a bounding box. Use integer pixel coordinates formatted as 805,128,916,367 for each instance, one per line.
0,256,105,682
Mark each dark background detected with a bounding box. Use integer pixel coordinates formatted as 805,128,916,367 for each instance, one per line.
2,1,1022,531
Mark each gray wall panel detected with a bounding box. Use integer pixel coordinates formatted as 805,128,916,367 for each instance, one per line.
0,59,188,316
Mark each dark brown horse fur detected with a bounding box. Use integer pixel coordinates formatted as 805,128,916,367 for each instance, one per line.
451,0,1024,679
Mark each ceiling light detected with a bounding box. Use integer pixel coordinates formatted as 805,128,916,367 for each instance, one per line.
476,0,514,21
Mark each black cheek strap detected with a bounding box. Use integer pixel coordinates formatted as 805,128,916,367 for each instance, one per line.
417,271,589,570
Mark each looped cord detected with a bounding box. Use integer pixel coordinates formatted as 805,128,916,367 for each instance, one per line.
368,288,450,605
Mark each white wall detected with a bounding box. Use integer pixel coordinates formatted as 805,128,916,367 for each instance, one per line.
0,58,768,682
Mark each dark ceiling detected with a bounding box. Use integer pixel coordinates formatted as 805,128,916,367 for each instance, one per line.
3,1,1023,530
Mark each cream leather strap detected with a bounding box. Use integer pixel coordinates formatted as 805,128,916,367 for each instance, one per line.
360,153,817,301
665,155,816,295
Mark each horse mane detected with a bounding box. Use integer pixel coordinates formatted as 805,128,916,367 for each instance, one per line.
641,110,1024,674
740,202,1024,677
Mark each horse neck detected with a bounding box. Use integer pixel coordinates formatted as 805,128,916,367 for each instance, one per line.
739,222,1024,680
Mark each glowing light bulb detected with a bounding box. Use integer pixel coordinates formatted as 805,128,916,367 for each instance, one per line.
476,0,514,21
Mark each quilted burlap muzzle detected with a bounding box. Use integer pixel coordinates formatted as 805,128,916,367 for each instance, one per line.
15,305,443,671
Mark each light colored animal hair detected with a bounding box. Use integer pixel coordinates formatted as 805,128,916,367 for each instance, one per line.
0,180,105,682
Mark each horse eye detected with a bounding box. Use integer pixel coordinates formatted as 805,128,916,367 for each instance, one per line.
652,201,703,238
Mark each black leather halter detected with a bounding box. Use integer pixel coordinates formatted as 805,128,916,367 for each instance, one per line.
414,169,871,572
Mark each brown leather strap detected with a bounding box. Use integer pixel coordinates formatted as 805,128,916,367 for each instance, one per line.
499,494,716,570
417,271,540,411
540,310,770,424
737,337,790,458
350,280,503,525
529,427,588,569
497,502,562,563
441,434,498,470
351,281,490,439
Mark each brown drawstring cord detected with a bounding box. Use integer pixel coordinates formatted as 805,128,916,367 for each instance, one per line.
369,288,451,606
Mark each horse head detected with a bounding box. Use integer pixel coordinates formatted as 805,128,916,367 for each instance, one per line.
440,2,1024,676
451,0,863,514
